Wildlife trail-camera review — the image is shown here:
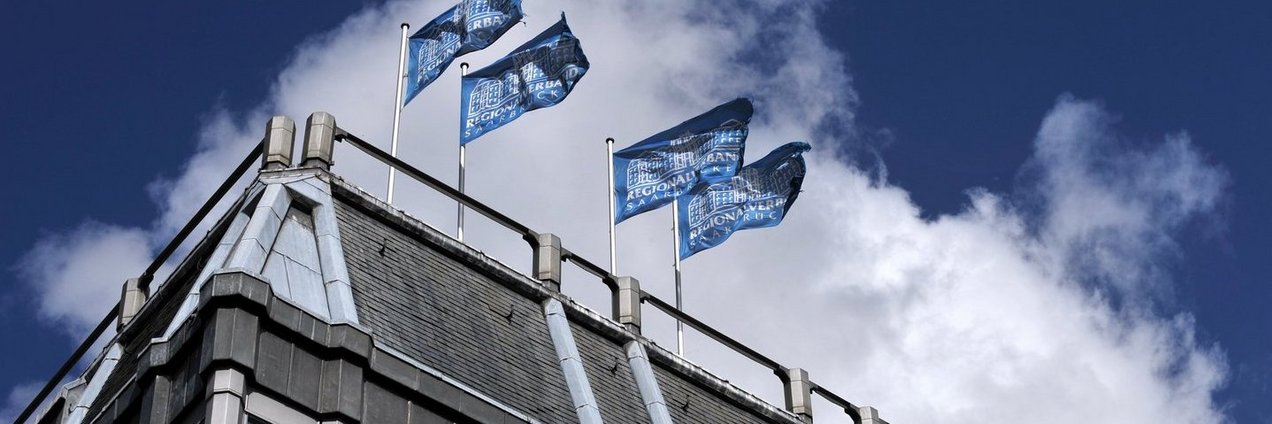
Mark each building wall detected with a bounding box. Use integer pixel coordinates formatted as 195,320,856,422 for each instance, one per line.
50,169,810,424
84,270,534,424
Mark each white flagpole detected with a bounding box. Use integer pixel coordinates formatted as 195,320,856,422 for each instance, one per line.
457,62,469,242
607,137,617,274
387,23,411,205
672,198,684,356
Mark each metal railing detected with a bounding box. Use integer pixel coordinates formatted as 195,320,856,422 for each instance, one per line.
562,248,619,292
337,130,537,241
641,293,784,371
337,128,865,424
21,120,871,424
14,141,263,424
812,384,865,423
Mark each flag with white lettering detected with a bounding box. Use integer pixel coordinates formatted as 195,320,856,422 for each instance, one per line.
676,142,810,259
404,0,524,105
612,98,751,224
459,14,588,144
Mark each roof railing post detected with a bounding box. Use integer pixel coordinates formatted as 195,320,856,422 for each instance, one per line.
262,116,295,170
533,233,563,291
613,276,641,334
117,277,147,330
783,368,814,423
859,406,889,424
302,112,336,170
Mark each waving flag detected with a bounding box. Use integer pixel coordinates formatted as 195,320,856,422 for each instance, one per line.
612,98,752,224
404,0,524,105
459,14,589,144
676,142,810,259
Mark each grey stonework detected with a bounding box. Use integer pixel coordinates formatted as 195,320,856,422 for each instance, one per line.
43,166,825,424
859,407,890,424
83,271,531,424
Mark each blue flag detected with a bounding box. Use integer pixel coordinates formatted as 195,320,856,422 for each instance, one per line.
612,98,752,224
404,0,524,105
459,14,589,144
677,142,810,260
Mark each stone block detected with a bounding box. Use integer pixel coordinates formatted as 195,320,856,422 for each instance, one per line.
140,376,173,424
229,309,260,368
860,406,890,424
203,307,263,377
329,324,372,358
262,116,295,170
783,368,813,423
296,310,318,341
532,233,562,290
255,332,292,395
268,299,302,333
319,359,363,419
613,276,642,334
370,349,419,392
118,277,148,329
362,382,408,424
209,369,246,397
302,112,337,169
408,401,447,424
209,309,236,362
288,348,322,411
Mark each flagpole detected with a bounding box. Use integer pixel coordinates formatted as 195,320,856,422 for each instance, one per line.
457,62,469,242
387,23,410,205
606,137,618,274
672,198,684,356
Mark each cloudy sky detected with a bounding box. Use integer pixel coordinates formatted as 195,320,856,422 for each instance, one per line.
2,1,1270,423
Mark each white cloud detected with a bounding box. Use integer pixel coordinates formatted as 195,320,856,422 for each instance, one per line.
18,0,1231,423
1,382,44,424
1025,97,1227,298
17,222,151,337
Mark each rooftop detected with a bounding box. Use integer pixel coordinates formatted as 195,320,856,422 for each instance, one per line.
23,112,887,424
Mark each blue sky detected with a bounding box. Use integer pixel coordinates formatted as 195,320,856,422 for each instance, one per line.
1,1,1268,422
826,3,1271,421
